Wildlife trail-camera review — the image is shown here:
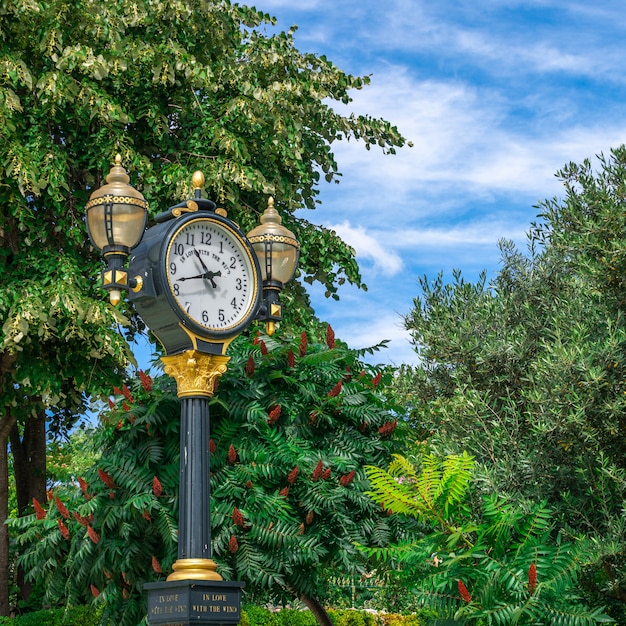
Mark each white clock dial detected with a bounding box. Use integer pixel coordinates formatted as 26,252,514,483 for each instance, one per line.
165,217,258,334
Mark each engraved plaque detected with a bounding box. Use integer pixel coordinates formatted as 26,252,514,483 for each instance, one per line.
145,580,244,625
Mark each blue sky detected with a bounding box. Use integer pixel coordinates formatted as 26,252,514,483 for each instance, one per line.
246,0,626,366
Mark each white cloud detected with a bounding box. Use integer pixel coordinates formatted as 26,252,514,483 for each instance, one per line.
363,0,626,83
443,28,596,77
329,221,404,276
306,281,419,365
338,311,419,367
327,64,626,208
260,0,626,367
387,223,527,249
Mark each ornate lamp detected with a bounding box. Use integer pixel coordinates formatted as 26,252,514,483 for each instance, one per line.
85,154,148,305
85,164,300,624
247,197,300,335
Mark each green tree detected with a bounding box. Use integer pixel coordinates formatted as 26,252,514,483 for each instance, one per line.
0,0,406,613
13,328,411,626
395,146,626,618
45,428,102,489
364,451,613,625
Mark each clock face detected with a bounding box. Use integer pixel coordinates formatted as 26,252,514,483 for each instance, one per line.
164,216,260,337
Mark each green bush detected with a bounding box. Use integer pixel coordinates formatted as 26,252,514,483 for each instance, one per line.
241,607,438,626
0,605,99,625
2,604,437,626
380,613,428,626
276,608,318,626
328,609,376,626
242,606,281,626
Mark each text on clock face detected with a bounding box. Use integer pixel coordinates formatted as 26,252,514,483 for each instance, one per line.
169,248,240,276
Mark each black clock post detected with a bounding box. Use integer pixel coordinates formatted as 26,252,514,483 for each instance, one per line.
143,350,244,626
85,160,299,626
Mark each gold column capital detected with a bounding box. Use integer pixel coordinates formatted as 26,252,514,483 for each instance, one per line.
161,350,230,398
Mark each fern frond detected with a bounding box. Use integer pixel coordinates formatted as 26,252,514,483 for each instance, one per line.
438,451,474,513
367,452,474,528
365,465,427,518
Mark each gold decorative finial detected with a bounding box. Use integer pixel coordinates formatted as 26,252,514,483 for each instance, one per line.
106,154,130,185
192,171,205,190
259,196,282,225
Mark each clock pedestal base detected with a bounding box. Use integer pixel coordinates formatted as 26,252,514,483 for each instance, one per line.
145,579,244,625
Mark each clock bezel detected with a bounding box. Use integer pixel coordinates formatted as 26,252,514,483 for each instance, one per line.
161,213,262,340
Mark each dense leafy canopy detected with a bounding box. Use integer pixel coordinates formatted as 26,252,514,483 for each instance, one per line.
0,0,406,612
365,452,613,625
0,0,407,432
395,146,626,619
0,0,406,350
14,330,409,625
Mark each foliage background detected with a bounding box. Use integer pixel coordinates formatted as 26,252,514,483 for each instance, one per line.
394,147,626,621
0,0,406,614
13,329,414,625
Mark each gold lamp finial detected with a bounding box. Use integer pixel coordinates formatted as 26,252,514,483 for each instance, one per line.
192,171,205,191
105,154,131,186
258,196,282,226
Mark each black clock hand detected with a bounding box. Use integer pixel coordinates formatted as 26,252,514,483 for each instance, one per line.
178,270,222,288
192,249,221,287
193,249,210,273
178,273,205,281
